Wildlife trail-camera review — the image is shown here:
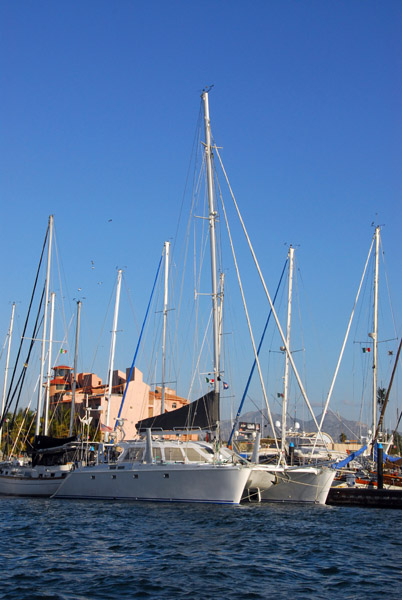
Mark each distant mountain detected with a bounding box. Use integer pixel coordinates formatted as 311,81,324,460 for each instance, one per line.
221,409,370,443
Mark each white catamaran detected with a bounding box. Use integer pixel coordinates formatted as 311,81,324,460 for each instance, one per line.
53,90,252,504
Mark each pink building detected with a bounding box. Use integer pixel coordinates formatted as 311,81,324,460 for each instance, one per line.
49,365,189,440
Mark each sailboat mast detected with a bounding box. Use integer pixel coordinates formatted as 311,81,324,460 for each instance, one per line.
281,246,294,456
36,214,53,437
202,90,220,394
105,270,122,441
371,226,380,437
69,300,81,436
0,302,16,448
161,242,170,415
44,291,56,435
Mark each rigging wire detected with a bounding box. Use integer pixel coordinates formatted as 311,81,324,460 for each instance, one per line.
214,145,324,441
52,227,70,357
0,224,49,433
0,286,45,434
227,256,287,447
170,142,204,394
88,281,115,375
215,169,280,453
313,235,375,453
10,292,45,428
115,253,163,426
380,234,399,341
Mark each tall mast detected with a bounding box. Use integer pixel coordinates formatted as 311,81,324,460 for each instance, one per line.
202,90,220,395
0,303,16,448
69,300,81,436
161,242,170,415
35,214,53,437
105,269,122,441
371,226,380,437
281,246,294,457
44,291,56,435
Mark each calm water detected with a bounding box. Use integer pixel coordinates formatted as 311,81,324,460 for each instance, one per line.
0,498,401,600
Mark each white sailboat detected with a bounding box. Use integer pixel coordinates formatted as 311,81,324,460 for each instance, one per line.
336,226,401,487
243,246,335,503
0,216,78,496
53,90,252,504
324,225,402,496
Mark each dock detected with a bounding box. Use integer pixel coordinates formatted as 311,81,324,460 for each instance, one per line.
327,487,402,509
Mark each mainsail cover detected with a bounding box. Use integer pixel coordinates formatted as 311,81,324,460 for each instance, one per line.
136,390,219,432
28,435,77,453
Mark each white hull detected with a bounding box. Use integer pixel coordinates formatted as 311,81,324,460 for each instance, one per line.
244,465,335,504
0,465,70,497
53,462,251,504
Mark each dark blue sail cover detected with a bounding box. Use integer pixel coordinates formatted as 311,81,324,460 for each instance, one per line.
136,390,219,432
374,442,401,463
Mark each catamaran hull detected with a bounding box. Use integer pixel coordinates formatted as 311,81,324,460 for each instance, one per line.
53,463,251,504
244,465,335,504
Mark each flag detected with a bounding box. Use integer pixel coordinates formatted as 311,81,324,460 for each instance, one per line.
205,377,214,384
277,392,284,398
60,349,67,354
223,382,229,390
100,423,113,433
362,347,371,353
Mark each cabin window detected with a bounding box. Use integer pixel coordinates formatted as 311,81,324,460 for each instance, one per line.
164,447,184,462
123,447,144,462
185,448,207,462
152,449,162,461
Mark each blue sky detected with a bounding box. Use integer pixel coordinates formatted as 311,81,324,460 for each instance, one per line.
0,1,401,428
